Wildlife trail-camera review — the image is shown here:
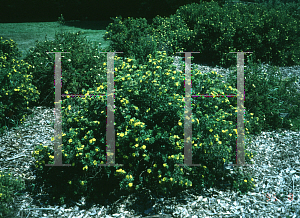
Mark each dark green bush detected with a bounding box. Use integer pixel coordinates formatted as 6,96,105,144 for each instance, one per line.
30,50,255,206
103,16,160,66
103,14,203,67
174,0,300,68
225,56,299,134
0,170,26,218
22,31,110,108
0,37,40,136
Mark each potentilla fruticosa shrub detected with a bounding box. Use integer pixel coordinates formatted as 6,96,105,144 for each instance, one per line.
30,50,256,206
103,16,170,66
22,31,109,108
103,1,300,69
174,0,300,68
103,14,200,67
0,37,40,136
225,56,300,134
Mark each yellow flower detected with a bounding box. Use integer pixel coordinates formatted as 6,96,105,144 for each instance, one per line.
178,121,182,126
83,165,88,171
209,129,213,132
153,164,157,168
68,139,72,143
244,179,247,183
128,183,133,187
251,178,254,181
147,169,151,173
163,163,167,167
141,145,146,150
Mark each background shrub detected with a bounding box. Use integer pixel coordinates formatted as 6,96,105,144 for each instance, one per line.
225,56,299,135
103,16,159,66
103,1,300,69
174,0,300,68
22,31,110,109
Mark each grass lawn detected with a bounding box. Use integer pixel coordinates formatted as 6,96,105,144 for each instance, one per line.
0,19,114,61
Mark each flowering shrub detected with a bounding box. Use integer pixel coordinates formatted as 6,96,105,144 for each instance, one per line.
0,37,40,135
31,50,255,205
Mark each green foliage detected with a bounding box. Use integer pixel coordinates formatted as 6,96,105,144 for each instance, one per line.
0,37,40,135
103,14,201,66
57,14,65,26
104,0,300,69
103,16,159,66
30,50,255,206
148,14,197,60
225,56,300,134
22,31,109,108
0,170,26,218
174,0,300,68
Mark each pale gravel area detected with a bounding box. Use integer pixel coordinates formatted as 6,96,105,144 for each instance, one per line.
1,57,300,217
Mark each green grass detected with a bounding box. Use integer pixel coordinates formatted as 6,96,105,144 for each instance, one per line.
0,19,114,61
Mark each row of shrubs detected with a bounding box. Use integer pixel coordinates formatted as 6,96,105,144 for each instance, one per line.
1,0,300,216
104,0,300,69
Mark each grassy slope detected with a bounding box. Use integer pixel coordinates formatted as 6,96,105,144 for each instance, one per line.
0,19,114,61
